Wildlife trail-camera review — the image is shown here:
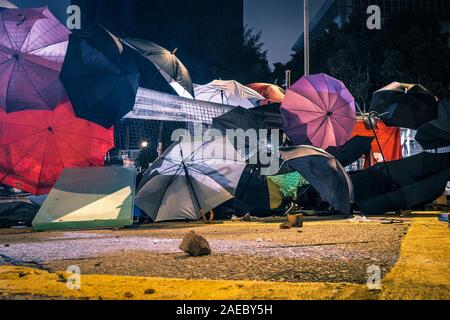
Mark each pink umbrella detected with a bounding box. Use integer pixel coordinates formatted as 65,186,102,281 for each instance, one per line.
281,73,356,151
0,7,69,112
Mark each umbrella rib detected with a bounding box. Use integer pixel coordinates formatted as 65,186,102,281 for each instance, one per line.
304,76,327,111
52,129,114,145
1,16,16,51
19,61,52,107
0,57,13,67
21,20,65,53
51,132,104,166
35,131,53,195
0,134,44,187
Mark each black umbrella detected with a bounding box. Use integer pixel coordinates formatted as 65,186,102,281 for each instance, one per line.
212,107,268,160
415,99,450,150
370,82,438,130
335,136,374,167
250,103,282,129
60,24,140,128
280,145,354,214
212,107,267,133
351,152,450,214
123,38,194,99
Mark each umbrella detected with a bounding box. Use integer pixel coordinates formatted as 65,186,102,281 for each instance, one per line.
212,106,267,134
194,80,265,108
351,152,450,214
280,145,354,214
281,73,356,151
0,101,115,195
370,82,438,130
0,7,69,112
212,107,273,160
60,24,140,128
0,0,16,9
247,83,285,105
335,136,374,167
135,136,246,222
123,38,194,99
415,99,450,150
251,102,283,129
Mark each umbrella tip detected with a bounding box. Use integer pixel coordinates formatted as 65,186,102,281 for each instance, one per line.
172,48,178,55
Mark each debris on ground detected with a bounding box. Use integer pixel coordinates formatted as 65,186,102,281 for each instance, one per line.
288,214,304,228
179,231,212,257
279,223,291,230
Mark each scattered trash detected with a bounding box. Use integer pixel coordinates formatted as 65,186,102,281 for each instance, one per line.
279,223,291,230
179,231,212,257
288,214,304,228
124,292,134,298
438,214,449,223
256,238,263,243
242,213,253,222
348,215,370,223
144,289,156,295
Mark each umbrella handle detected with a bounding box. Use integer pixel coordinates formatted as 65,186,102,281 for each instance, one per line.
200,208,214,224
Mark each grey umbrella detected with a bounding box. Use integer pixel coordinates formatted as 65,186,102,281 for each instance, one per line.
280,145,354,214
135,136,246,222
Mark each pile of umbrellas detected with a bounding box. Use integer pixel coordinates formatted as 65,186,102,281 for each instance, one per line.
1,5,449,221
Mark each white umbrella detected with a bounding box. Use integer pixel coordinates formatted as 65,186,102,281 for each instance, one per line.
135,136,246,222
194,80,265,108
0,0,17,9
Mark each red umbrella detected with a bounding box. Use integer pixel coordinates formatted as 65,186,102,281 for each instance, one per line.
247,83,285,105
0,101,114,195
281,73,356,151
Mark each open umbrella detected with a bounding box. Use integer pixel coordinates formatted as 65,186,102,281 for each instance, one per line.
335,136,374,167
251,102,283,129
135,136,246,222
212,106,267,134
0,0,17,9
212,106,268,159
281,73,356,151
370,82,438,130
194,80,265,108
0,7,69,112
280,145,354,214
351,152,450,214
123,38,194,99
247,83,285,105
415,99,450,150
0,101,115,195
60,24,140,128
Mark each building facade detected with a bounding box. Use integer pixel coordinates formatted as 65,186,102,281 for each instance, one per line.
293,0,450,52
72,0,244,84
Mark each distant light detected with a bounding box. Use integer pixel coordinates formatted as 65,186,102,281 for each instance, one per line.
141,141,149,148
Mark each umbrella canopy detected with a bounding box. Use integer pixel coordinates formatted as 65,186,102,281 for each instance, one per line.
415,99,450,150
370,82,438,130
194,80,265,108
60,24,140,128
335,135,374,167
247,83,285,105
212,106,267,134
0,101,115,195
135,136,246,222
280,145,354,214
351,152,450,214
0,7,69,112
281,73,356,151
123,38,194,99
0,0,17,9
251,102,283,129
212,107,271,160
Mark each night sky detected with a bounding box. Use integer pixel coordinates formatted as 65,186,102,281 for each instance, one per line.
12,0,327,66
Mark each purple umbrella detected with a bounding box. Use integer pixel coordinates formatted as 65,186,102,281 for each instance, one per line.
0,7,69,112
281,73,356,151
